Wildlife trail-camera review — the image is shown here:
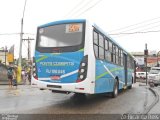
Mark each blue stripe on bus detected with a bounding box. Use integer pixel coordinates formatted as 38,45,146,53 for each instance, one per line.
39,19,86,28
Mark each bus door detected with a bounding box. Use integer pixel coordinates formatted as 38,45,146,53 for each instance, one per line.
123,53,127,86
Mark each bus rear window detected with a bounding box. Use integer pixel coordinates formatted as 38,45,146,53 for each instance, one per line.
37,23,83,47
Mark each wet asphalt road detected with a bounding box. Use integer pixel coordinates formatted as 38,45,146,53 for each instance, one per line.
0,82,159,120
149,85,160,114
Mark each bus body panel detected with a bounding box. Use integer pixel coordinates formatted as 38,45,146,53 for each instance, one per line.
84,21,96,94
34,50,83,83
94,60,125,93
127,69,134,86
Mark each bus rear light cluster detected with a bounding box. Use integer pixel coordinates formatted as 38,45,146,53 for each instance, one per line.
32,59,38,80
76,55,88,83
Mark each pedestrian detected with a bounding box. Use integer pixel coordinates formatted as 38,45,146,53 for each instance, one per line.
7,67,13,88
28,68,31,84
21,69,26,84
12,67,17,89
24,69,28,85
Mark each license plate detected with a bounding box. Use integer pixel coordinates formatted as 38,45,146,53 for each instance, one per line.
51,76,60,80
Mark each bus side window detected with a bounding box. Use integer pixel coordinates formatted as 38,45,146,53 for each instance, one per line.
93,31,99,58
112,44,116,63
94,44,98,58
105,50,111,62
109,41,113,62
98,34,104,59
99,47,104,59
121,51,123,66
115,46,119,64
118,49,121,65
93,31,98,44
99,34,104,48
105,38,109,50
104,38,111,62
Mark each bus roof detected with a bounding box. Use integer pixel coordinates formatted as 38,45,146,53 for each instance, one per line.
39,19,86,28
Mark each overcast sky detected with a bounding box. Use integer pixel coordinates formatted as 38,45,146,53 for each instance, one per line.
0,0,160,58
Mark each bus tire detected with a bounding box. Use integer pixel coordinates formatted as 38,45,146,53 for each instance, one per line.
128,85,132,89
128,78,133,89
112,81,118,98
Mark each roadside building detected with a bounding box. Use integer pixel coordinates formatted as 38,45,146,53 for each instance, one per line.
0,63,8,84
0,49,9,65
0,46,14,66
131,51,159,72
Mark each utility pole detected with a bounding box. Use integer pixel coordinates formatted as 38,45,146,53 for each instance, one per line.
157,51,160,67
23,37,34,62
4,46,7,66
17,0,27,83
144,43,148,85
23,37,34,85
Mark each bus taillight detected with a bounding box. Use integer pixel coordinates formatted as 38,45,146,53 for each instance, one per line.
76,55,88,83
76,79,83,83
33,58,38,80
34,76,38,80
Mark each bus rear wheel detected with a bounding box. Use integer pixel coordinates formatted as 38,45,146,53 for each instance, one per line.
112,81,118,98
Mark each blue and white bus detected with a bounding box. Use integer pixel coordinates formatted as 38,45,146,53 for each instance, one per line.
32,19,135,97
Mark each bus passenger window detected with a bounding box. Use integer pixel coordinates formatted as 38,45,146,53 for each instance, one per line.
93,31,98,44
118,49,121,65
105,39,109,50
99,47,104,59
105,50,111,62
94,45,98,58
99,34,104,48
121,51,123,66
109,41,112,52
115,46,119,64
112,45,116,63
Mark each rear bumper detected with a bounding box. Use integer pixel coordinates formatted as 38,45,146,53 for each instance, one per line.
31,76,94,94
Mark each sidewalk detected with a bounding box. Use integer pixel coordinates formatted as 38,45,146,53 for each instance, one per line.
0,84,32,90
0,80,25,85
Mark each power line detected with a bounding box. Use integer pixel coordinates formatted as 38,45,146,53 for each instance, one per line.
74,0,103,17
109,30,160,36
136,24,160,32
23,37,34,60
109,16,160,33
64,0,86,18
0,33,20,36
110,20,160,33
65,0,93,18
0,33,35,36
25,33,36,36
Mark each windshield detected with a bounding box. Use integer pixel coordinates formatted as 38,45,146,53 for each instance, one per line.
149,70,160,74
37,23,83,47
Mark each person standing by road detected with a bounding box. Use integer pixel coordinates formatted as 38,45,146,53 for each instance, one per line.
21,69,26,84
7,67,13,88
12,67,18,89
